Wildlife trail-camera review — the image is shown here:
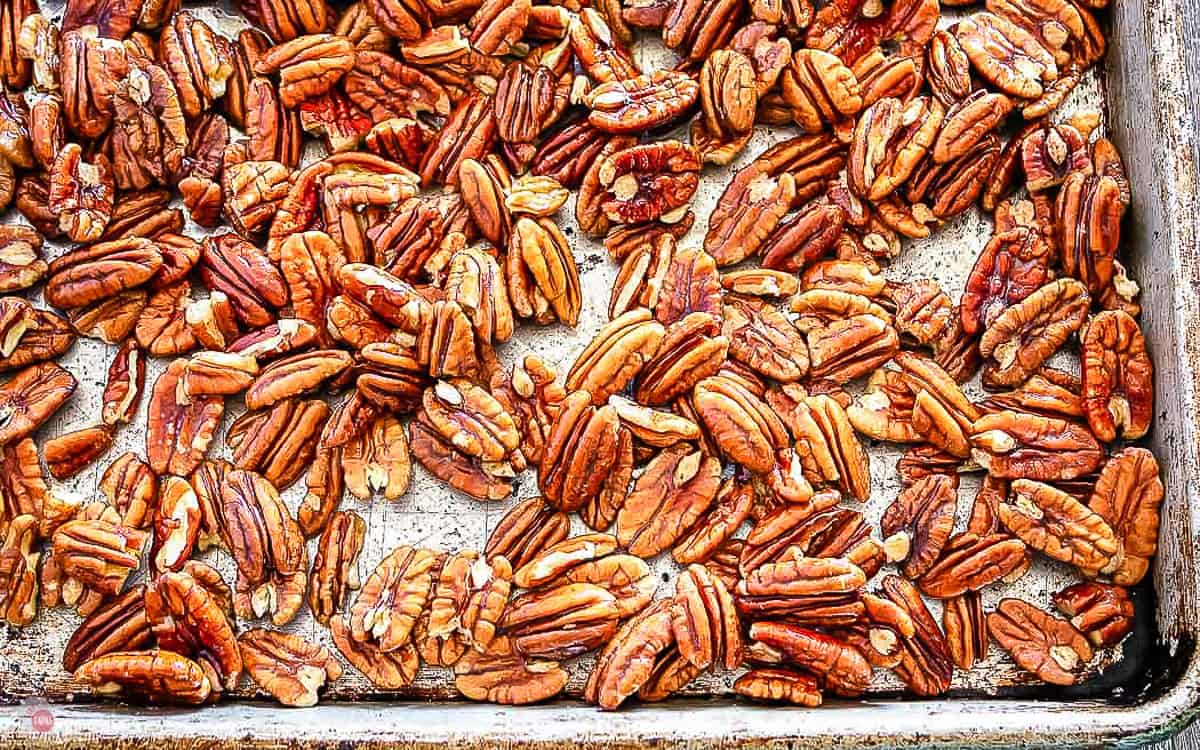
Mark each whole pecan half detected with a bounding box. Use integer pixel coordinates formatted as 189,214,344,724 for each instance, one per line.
349,545,439,652
1087,447,1163,586
970,410,1104,482
239,628,343,707
616,444,722,557
74,650,212,705
1080,309,1152,443
988,597,1092,685
1001,478,1117,575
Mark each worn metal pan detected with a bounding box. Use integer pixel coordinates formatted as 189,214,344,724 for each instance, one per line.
1,0,1199,741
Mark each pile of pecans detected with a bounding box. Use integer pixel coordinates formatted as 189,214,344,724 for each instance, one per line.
0,0,1162,712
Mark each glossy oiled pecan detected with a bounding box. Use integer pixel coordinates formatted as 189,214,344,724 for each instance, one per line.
584,599,676,710
988,598,1092,685
747,620,870,697
239,628,342,707
705,167,796,266
598,140,701,224
1001,478,1117,575
223,469,307,626
970,410,1103,482
74,650,212,705
693,374,789,474
1080,310,1152,443
722,294,809,382
880,574,953,696
616,444,722,557
1087,448,1163,586
1052,581,1134,649
978,278,1089,387
585,70,699,134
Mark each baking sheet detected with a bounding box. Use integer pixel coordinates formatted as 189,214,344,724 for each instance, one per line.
0,1,1156,709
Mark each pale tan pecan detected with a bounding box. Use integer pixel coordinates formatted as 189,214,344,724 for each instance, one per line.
988,598,1092,685
0,225,46,293
1087,447,1163,586
616,445,722,557
74,650,213,705
1052,581,1134,648
240,628,342,707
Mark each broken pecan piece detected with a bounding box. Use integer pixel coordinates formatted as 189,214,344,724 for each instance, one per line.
1052,581,1134,649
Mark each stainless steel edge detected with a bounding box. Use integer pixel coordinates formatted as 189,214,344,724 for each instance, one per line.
0,0,1197,743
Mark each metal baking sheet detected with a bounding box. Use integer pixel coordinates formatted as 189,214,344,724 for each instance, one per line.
2,0,1200,742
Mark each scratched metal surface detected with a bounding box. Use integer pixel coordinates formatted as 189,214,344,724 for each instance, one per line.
1,0,1200,743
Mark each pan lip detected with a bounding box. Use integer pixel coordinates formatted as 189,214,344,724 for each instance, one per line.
0,672,1198,750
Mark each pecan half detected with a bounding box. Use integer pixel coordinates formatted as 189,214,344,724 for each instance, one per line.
74,650,212,705
146,359,223,476
239,628,343,707
747,621,871,697
1001,478,1117,575
970,410,1104,481
988,598,1092,685
1052,581,1134,648
693,374,789,474
584,599,676,710
349,545,439,652
881,474,957,579
1080,309,1152,443
223,469,307,626
144,570,241,692
502,581,620,659
616,444,722,557
1087,447,1163,586
585,70,699,134
671,563,742,670
454,634,568,704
